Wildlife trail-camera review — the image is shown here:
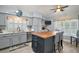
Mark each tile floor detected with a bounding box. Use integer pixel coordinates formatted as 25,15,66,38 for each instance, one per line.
0,41,79,53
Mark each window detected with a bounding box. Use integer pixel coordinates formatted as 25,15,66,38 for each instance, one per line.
54,19,78,36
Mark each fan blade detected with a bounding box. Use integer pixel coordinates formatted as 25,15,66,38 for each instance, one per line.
50,9,55,10
62,6,68,8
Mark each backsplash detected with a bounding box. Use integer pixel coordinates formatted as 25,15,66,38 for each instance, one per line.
6,16,29,32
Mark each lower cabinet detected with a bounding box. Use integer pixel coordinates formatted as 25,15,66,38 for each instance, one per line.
32,35,38,52
20,33,27,43
32,36,44,53
11,35,20,45
11,32,27,46
32,35,55,53
0,32,27,49
27,32,32,42
0,36,10,49
37,38,44,53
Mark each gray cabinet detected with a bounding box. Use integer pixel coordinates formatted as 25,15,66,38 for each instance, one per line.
11,33,20,45
0,36,10,49
0,32,27,49
27,32,32,42
0,14,6,29
11,32,27,46
32,18,42,32
0,14,6,25
19,32,27,43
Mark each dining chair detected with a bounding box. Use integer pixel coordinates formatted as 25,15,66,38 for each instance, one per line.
71,30,79,47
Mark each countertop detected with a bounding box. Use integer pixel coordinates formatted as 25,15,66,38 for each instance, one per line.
0,32,27,37
32,31,56,39
0,31,31,35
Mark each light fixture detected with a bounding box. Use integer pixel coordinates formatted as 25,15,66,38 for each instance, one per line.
16,10,23,17
56,9,61,12
51,5,68,12
56,5,61,12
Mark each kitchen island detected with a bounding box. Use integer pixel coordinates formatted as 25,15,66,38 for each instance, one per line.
32,32,57,53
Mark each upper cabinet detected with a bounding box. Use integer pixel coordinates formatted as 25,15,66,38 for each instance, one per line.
0,14,7,29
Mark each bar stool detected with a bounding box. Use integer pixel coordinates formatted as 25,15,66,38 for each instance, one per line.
54,32,60,52
59,31,64,49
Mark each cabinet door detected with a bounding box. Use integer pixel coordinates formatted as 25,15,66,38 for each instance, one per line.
0,14,6,25
20,33,27,43
37,38,44,53
32,35,38,52
27,32,32,42
12,35,20,45
44,37,53,53
32,18,42,32
0,37,10,49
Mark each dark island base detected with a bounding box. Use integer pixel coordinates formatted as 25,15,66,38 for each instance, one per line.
32,35,56,53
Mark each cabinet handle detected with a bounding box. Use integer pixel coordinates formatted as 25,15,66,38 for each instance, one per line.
3,36,7,37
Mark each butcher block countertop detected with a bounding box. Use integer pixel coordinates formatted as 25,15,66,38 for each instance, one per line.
32,32,57,39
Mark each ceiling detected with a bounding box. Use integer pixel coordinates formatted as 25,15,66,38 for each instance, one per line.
0,5,79,20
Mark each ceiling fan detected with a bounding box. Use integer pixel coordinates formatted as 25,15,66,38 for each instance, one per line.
50,5,69,12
